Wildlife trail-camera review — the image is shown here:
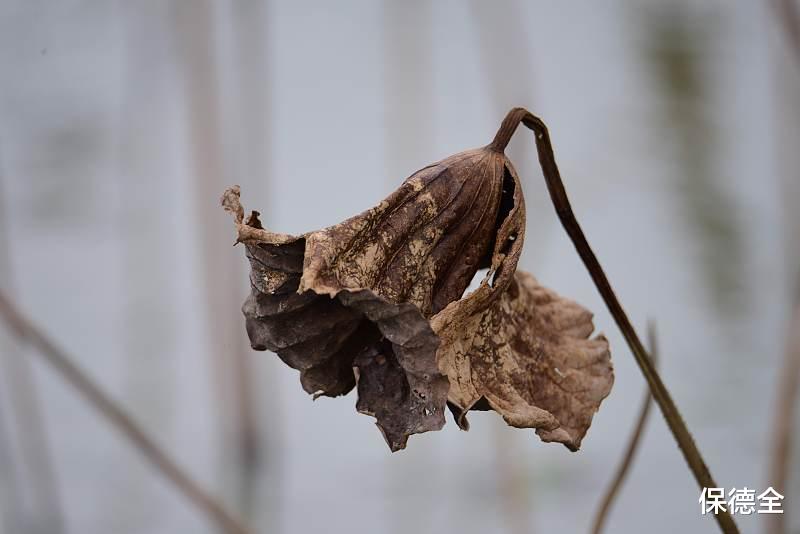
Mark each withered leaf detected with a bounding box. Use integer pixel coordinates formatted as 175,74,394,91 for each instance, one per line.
223,117,614,452
433,271,613,451
223,146,521,451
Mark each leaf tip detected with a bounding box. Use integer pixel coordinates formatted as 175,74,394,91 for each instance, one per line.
221,185,244,224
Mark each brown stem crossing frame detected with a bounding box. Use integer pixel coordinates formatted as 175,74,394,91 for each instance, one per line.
489,107,739,534
0,291,251,534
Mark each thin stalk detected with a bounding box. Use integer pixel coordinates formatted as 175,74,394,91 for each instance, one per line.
767,0,800,523
489,107,739,534
591,323,659,534
0,291,252,534
766,299,800,534
772,0,800,67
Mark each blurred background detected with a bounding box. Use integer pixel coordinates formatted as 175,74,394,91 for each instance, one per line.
0,1,798,533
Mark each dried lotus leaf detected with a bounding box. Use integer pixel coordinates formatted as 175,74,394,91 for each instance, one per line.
222,145,521,450
222,111,614,452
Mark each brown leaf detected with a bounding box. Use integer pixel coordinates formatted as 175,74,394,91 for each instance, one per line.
222,128,613,452
433,270,613,451
222,146,522,450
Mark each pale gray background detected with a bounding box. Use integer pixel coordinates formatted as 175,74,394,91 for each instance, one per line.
0,1,798,533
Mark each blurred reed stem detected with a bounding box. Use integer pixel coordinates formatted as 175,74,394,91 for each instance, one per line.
172,1,263,524
767,6,800,531
767,297,800,534
0,291,252,534
591,323,658,534
773,0,800,67
0,146,65,534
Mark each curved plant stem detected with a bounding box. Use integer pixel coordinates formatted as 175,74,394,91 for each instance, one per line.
0,291,252,534
490,107,739,534
591,323,659,534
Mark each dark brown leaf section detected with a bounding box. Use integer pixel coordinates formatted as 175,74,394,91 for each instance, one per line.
340,290,446,451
